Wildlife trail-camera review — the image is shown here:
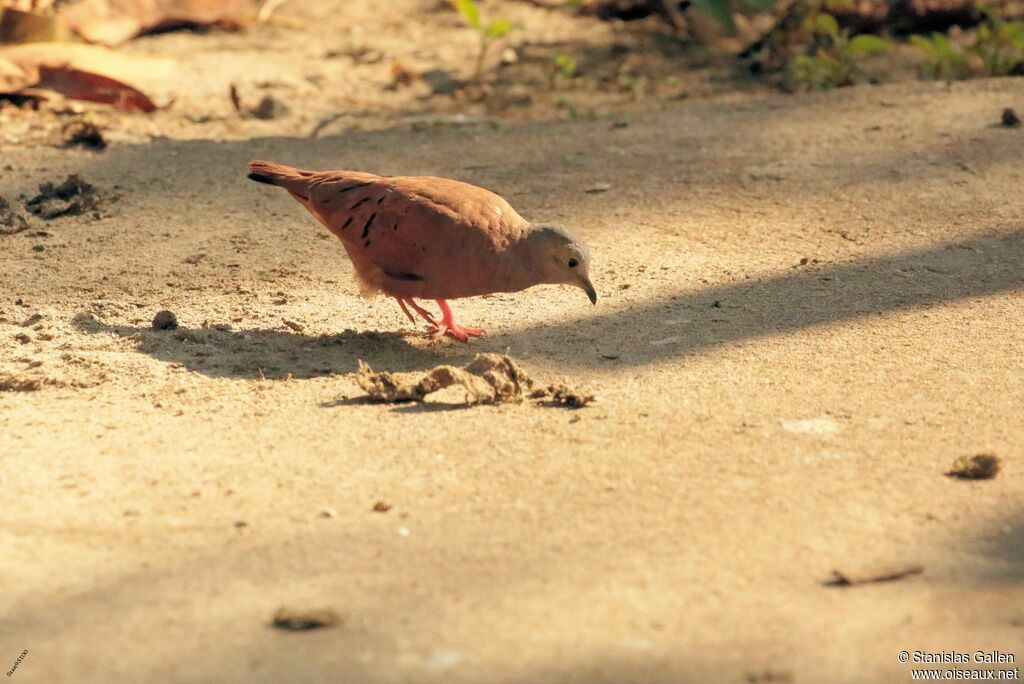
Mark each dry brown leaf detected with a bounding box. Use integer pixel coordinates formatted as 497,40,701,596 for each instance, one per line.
58,0,250,46
0,42,172,110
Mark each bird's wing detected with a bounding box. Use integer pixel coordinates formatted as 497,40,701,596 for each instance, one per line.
305,174,531,297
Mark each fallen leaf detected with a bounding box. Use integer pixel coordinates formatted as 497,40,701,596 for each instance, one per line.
825,564,923,587
59,0,249,46
1,43,172,111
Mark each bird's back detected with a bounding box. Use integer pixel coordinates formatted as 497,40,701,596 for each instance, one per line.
249,161,534,299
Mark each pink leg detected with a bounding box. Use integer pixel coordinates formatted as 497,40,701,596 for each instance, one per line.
404,298,439,328
395,297,416,324
432,299,484,342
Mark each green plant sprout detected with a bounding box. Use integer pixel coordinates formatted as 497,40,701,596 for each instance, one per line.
551,53,578,80
452,0,524,80
786,12,891,90
913,7,1024,79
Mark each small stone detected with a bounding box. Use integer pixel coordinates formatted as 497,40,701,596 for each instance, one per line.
500,47,519,65
1001,108,1021,128
318,507,337,518
152,310,178,330
252,94,290,120
372,500,392,513
271,606,341,631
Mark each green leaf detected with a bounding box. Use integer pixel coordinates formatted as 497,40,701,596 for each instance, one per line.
846,34,891,55
453,0,481,30
552,53,578,77
813,13,840,38
484,17,521,39
693,0,735,30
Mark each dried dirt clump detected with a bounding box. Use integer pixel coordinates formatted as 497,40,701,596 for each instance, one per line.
355,353,595,407
946,453,1001,480
0,197,30,235
0,374,43,392
24,175,103,220
356,353,536,405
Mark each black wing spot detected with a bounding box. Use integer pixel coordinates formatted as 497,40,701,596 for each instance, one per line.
350,197,371,210
341,216,354,230
360,212,378,239
383,269,425,281
364,240,371,247
393,222,399,231
337,181,373,194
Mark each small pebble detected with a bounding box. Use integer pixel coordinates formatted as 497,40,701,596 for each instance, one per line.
1002,108,1021,128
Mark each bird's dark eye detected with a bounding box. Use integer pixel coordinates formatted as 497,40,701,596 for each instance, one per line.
567,257,579,268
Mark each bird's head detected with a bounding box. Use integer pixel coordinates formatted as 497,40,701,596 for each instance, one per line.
526,225,597,305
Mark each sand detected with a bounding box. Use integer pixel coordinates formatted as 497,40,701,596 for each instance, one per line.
1,3,1023,682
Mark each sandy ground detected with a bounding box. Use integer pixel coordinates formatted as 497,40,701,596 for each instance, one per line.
2,5,1024,682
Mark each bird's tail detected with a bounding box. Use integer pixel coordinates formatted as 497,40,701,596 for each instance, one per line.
247,160,315,200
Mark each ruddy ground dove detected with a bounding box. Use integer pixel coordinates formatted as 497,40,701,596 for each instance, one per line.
248,160,596,341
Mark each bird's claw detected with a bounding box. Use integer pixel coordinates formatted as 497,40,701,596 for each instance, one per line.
429,323,485,342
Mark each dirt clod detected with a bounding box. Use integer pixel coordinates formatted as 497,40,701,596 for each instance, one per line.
356,353,537,405
825,564,923,587
355,354,595,408
25,175,101,220
61,121,107,151
271,606,341,631
546,384,595,408
0,196,30,236
946,453,1001,480
0,375,42,392
372,501,392,512
1002,108,1021,128
283,319,304,332
152,310,178,331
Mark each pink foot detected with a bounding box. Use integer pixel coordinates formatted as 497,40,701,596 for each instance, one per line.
432,299,485,342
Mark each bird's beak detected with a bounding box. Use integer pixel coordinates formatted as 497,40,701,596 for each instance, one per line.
580,276,597,305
